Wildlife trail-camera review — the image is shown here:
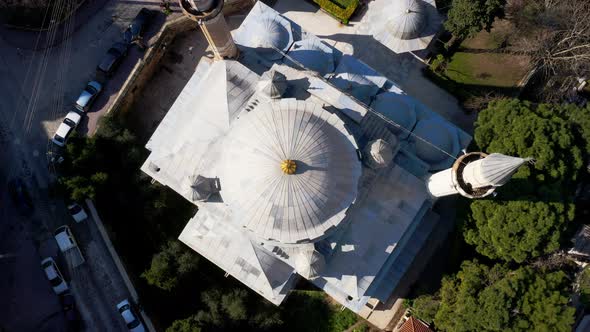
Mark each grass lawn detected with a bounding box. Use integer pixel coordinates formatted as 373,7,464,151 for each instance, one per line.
445,52,530,88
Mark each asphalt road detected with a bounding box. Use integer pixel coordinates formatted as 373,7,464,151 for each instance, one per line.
0,0,175,331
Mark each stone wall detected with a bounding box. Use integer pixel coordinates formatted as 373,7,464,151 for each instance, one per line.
104,0,255,119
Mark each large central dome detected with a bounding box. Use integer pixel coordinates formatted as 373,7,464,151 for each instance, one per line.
220,100,362,244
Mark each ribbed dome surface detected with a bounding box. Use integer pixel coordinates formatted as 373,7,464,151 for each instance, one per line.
386,0,428,40
249,14,293,59
372,92,417,136
220,100,362,244
295,249,325,279
412,119,459,167
364,139,394,169
287,38,335,75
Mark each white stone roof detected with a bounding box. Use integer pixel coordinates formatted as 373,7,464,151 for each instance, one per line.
285,37,335,75
358,0,441,53
233,2,293,60
294,249,325,279
371,92,417,138
220,99,362,244
142,0,474,313
410,118,460,170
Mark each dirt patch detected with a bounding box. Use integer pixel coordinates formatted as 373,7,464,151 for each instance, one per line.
461,19,513,50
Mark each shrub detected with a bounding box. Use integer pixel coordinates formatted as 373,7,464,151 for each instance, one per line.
312,0,359,24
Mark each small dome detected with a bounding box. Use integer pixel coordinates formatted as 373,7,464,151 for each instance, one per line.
294,249,325,279
258,69,288,99
249,14,293,59
372,92,417,137
184,175,220,202
286,38,335,75
412,119,459,167
386,0,428,40
364,139,395,169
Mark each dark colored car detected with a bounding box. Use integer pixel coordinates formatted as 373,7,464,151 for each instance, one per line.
97,42,129,77
61,293,81,332
7,178,34,216
123,8,154,44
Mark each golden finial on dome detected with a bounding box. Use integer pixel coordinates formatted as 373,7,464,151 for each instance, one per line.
281,159,297,175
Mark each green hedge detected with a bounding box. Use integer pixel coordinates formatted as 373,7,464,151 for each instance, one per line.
312,0,359,24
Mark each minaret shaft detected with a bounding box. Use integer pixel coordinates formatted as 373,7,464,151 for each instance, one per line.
179,0,238,59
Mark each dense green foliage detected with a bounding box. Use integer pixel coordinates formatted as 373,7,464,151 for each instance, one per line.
462,99,587,262
409,294,440,325
464,200,574,263
444,0,506,38
435,261,575,331
579,267,590,307
312,0,359,24
167,290,358,332
281,290,358,332
141,240,199,291
166,316,201,332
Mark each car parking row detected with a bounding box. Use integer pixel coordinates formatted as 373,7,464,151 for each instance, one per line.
40,8,156,331
51,8,155,149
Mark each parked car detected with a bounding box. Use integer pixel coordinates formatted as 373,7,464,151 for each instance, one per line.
61,293,81,331
75,81,102,112
52,111,82,147
67,203,88,223
97,42,129,77
116,299,145,332
123,8,154,44
7,178,34,216
41,257,69,295
54,225,85,268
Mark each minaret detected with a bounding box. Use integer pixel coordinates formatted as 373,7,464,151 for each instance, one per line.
179,0,238,59
426,152,530,199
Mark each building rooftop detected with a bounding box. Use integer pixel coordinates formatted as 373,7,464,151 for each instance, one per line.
141,1,470,315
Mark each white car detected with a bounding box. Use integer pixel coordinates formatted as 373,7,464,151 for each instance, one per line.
54,225,85,267
52,111,82,147
116,299,145,332
41,257,69,295
68,203,88,223
75,81,102,112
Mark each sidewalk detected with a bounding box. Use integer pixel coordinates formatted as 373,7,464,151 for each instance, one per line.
86,199,157,332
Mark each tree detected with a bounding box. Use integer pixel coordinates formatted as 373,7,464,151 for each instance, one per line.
507,0,590,102
141,240,199,291
464,200,574,263
166,315,201,332
197,288,282,330
410,295,440,325
435,260,575,331
463,99,584,262
444,0,506,39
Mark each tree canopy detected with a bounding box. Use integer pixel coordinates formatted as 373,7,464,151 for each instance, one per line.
462,99,585,262
193,288,282,331
444,0,506,39
435,260,575,331
141,240,199,291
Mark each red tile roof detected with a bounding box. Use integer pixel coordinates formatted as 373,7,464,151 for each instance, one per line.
399,317,433,332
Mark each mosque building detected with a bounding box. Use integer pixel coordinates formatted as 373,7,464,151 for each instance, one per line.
141,0,527,327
